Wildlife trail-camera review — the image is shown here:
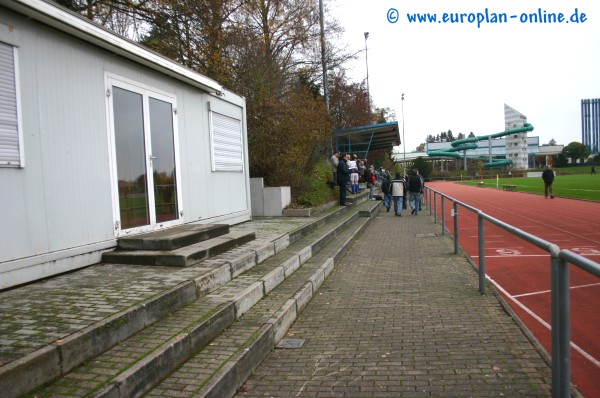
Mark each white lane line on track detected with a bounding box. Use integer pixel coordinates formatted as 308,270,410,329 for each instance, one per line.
440,191,600,245
488,277,600,369
474,255,548,258
436,188,600,243
513,283,600,298
474,254,600,259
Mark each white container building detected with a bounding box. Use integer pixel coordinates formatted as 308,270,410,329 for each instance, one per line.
0,0,251,289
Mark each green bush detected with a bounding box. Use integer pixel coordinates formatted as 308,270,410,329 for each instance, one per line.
296,160,335,207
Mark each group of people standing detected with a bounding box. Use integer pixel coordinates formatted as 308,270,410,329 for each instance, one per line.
331,151,376,206
331,150,424,213
381,170,424,216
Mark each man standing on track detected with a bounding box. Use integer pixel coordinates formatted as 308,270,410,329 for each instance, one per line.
542,164,555,199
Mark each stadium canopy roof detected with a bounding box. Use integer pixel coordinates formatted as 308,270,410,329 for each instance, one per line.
333,121,400,158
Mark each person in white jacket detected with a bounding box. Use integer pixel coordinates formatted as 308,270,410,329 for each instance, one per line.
390,172,406,217
347,155,359,194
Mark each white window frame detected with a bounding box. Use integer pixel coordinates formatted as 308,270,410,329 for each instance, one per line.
0,42,24,167
105,74,183,236
209,110,244,172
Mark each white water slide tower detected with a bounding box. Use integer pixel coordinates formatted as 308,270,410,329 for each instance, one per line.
504,104,529,169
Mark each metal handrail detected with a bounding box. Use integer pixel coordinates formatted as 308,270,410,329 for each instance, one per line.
424,186,600,398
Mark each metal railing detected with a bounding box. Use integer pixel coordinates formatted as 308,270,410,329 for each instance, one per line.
424,186,600,398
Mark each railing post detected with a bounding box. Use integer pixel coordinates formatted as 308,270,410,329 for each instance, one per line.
428,188,432,216
433,192,437,223
453,201,458,255
441,196,445,236
478,212,485,295
552,255,571,398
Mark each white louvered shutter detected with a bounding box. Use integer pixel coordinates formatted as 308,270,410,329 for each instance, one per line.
211,112,243,171
0,42,21,167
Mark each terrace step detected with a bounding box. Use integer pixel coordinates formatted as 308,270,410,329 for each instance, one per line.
147,207,377,398
116,224,231,251
11,200,380,398
1,215,335,398
102,230,256,267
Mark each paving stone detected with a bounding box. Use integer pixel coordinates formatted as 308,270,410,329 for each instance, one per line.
0,198,556,398
235,210,553,397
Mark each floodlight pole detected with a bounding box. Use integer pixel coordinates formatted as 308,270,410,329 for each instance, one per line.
364,32,370,121
402,93,406,171
319,0,328,112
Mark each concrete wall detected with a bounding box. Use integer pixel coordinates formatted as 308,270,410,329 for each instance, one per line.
250,178,291,217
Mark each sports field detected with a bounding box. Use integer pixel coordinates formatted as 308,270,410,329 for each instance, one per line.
426,181,600,398
460,173,600,201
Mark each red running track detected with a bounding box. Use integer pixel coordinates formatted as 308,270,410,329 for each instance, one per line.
427,181,600,398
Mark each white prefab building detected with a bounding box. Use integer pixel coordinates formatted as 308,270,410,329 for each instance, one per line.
0,0,251,289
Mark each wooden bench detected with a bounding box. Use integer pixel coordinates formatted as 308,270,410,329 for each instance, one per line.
503,184,516,191
477,182,485,187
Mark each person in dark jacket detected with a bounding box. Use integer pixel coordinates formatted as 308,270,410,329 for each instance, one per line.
381,174,393,211
407,170,423,215
416,169,425,211
337,153,352,206
542,165,555,199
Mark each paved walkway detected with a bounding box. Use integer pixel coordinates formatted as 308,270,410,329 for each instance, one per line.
236,208,553,397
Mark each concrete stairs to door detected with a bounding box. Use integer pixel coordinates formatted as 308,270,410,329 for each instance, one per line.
4,199,380,398
102,224,256,267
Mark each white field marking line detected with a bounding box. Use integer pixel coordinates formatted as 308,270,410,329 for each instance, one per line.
490,183,600,193
487,276,600,369
513,282,600,298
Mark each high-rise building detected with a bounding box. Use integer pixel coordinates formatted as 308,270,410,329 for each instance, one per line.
581,99,600,154
504,104,529,169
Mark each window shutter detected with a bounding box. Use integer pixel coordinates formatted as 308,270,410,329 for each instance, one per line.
211,111,243,171
0,42,21,167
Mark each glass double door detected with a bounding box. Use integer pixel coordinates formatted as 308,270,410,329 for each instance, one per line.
109,80,181,235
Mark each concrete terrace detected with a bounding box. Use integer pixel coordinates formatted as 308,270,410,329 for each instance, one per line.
0,191,554,397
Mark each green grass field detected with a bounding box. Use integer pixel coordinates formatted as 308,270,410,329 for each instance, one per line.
460,174,600,201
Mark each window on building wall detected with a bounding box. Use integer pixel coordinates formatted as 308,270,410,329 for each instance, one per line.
210,111,243,172
0,41,23,167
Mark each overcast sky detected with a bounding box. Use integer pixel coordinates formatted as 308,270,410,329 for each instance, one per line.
331,0,600,152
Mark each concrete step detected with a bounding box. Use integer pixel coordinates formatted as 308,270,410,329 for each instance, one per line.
9,201,379,398
102,231,256,267
147,201,380,398
1,206,355,398
116,224,230,251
